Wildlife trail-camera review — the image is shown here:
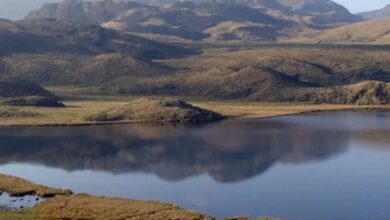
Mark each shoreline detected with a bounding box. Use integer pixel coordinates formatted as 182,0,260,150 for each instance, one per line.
0,174,278,220
0,174,219,220
0,103,388,127
0,105,389,219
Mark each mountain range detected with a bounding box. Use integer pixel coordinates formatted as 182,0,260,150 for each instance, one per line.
0,0,389,104
25,0,364,41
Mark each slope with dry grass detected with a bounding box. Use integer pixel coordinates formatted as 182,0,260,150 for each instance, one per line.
100,47,390,103
0,174,72,197
0,174,213,220
86,97,224,123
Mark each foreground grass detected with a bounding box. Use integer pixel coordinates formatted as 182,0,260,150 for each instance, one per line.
0,96,389,126
0,211,45,220
0,174,212,220
0,174,71,197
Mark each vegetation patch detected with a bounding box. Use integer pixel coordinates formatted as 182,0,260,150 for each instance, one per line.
0,210,45,220
86,97,225,123
0,109,40,118
1,96,65,108
247,81,390,105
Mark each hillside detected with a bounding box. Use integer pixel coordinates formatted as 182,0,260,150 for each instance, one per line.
97,47,390,103
359,4,390,20
0,19,193,59
0,79,57,98
0,19,190,85
1,21,390,104
295,20,390,44
86,97,224,122
1,2,389,105
25,0,362,42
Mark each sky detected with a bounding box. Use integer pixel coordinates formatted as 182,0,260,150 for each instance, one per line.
0,0,389,20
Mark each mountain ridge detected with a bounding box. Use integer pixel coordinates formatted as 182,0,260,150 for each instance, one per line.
25,0,363,42
359,4,390,20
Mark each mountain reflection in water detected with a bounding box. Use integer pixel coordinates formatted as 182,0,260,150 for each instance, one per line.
0,111,388,183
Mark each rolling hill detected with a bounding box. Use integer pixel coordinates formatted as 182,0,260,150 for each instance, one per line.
96,47,390,104
1,1,389,104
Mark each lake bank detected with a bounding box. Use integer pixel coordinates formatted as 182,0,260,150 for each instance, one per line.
0,98,389,126
0,111,389,219
0,174,275,220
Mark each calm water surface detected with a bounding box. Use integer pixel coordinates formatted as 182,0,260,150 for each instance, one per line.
0,111,389,219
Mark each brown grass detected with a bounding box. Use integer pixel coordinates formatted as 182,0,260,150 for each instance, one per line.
0,97,388,126
0,174,72,197
33,194,213,220
86,97,224,123
191,100,390,119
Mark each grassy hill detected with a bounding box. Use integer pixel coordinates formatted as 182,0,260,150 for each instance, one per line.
1,9,389,105
0,52,171,86
86,97,224,122
96,46,390,104
1,21,389,105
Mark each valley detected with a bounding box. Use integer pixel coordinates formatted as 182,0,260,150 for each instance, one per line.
0,0,389,219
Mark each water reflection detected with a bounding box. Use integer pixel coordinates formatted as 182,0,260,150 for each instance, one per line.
0,111,388,183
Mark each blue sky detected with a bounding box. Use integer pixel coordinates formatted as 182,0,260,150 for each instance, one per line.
333,0,389,13
0,0,389,20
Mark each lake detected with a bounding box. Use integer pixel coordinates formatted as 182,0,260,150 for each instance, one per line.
0,111,389,219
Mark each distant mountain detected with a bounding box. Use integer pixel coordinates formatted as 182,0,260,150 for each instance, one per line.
25,0,362,41
359,5,390,20
297,20,390,44
267,0,362,25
